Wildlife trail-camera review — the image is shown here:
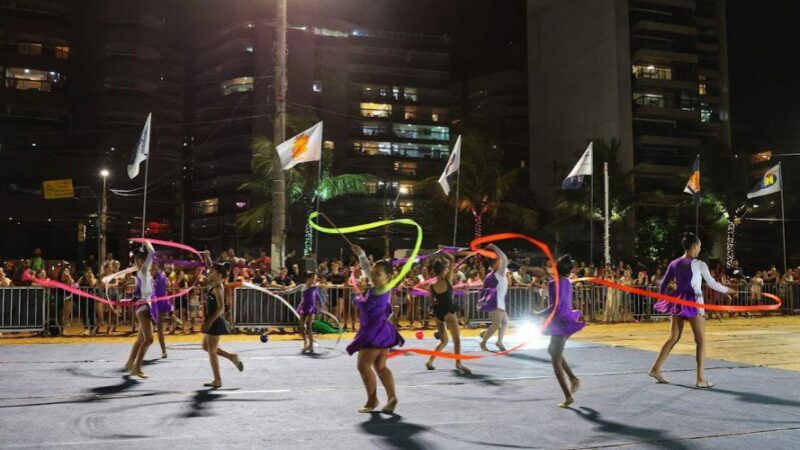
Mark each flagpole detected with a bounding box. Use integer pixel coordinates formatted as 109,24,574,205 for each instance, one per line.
314,159,322,259
141,155,149,238
590,166,594,266
453,167,460,247
780,162,787,274
695,153,700,237
603,161,610,265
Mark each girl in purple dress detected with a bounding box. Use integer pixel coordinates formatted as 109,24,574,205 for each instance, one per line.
649,232,731,388
538,254,584,407
478,244,510,352
294,271,324,354
149,263,172,359
348,245,404,414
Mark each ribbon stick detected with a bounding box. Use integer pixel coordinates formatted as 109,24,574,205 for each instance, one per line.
574,277,782,312
387,232,562,360
308,212,423,294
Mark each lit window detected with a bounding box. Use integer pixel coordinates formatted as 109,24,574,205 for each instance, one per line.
221,76,254,96
398,200,415,214
360,102,391,118
5,67,63,92
404,87,418,102
312,80,322,92
698,83,707,95
192,198,219,216
323,140,334,150
54,45,70,59
245,45,254,53
398,183,415,195
393,161,417,176
431,113,439,122
354,141,392,156
235,201,247,209
632,64,672,80
404,106,418,120
392,86,401,100
700,109,712,122
17,42,42,56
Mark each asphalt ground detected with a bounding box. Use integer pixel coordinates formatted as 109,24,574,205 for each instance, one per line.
2,330,800,449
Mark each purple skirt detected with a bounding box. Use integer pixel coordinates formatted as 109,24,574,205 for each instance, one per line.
478,288,498,312
654,289,698,318
544,309,585,337
346,290,404,355
150,300,173,323
297,304,318,316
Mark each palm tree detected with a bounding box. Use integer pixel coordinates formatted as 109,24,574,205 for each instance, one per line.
420,131,538,242
236,114,373,254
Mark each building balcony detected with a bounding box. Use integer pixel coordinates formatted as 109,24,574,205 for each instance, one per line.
632,48,698,65
632,20,697,37
101,77,160,93
695,17,717,27
632,77,699,92
636,135,701,148
631,0,695,8
103,43,160,60
634,105,699,121
0,0,74,20
696,42,719,53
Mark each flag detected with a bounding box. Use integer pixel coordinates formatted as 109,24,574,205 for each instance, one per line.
747,163,782,199
438,135,462,195
684,155,700,202
276,121,323,170
127,113,151,179
562,142,593,190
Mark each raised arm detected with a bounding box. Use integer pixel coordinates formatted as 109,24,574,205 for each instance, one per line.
353,245,373,285
488,244,508,276
698,261,730,294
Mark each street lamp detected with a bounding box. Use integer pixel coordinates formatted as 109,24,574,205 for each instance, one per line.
99,169,109,267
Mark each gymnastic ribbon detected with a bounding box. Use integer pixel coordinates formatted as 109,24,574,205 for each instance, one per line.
308,211,423,295
24,238,206,307
240,281,301,320
387,232,562,360
573,277,782,312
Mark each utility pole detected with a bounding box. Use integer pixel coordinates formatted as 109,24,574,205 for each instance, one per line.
271,0,288,270
99,169,109,266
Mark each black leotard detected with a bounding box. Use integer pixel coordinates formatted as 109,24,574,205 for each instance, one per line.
203,286,232,336
431,280,459,321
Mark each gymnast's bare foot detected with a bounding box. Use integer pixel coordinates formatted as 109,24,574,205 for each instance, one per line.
381,397,398,414
558,396,574,408
696,379,714,388
648,369,669,384
456,363,472,374
570,377,580,394
358,398,379,413
479,342,489,352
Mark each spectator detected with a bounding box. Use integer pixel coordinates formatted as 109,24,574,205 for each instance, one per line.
272,267,295,287
0,268,11,286
31,248,44,273
76,266,98,335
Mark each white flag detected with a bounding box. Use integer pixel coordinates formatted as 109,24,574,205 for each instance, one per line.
747,163,782,199
276,121,323,171
438,135,462,195
127,113,152,179
562,142,593,190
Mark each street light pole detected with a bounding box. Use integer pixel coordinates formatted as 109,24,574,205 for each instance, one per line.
99,169,109,267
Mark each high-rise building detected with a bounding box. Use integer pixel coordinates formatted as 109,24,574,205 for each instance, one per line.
526,0,731,258
186,2,452,256
0,0,184,259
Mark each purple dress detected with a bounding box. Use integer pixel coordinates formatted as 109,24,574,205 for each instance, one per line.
543,279,585,337
149,272,172,323
298,287,323,316
478,271,499,312
346,289,404,355
654,257,697,318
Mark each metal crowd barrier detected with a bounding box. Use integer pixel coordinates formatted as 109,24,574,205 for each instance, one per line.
0,287,47,332
2,280,799,335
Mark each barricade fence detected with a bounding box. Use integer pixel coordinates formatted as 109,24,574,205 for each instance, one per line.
1,282,798,334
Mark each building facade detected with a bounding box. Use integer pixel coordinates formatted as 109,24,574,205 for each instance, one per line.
527,0,731,260
0,0,184,260
186,1,453,256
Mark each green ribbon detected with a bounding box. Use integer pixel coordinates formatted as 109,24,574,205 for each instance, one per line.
308,211,423,294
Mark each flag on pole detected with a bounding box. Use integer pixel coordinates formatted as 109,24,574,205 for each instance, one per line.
747,163,782,199
438,135,462,195
562,142,593,190
684,155,700,202
127,113,152,179
276,121,323,171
